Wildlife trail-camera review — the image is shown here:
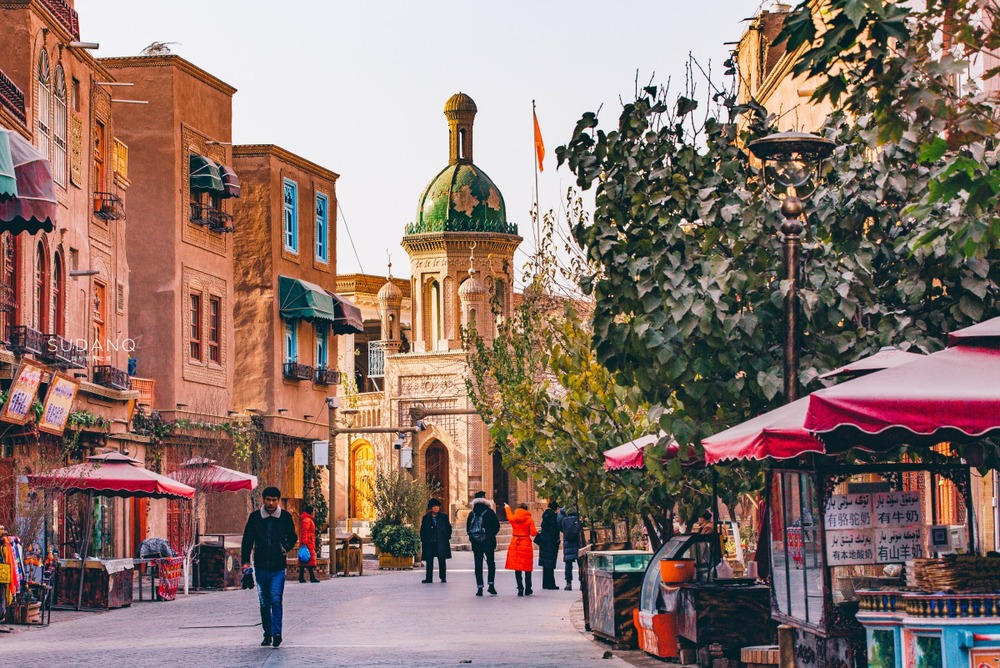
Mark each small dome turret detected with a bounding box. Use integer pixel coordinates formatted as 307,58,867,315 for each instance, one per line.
377,279,402,306
459,275,487,301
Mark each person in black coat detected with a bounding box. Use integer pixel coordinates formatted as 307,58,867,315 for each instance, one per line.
420,497,452,583
241,485,297,648
559,508,583,590
466,490,501,596
538,501,561,590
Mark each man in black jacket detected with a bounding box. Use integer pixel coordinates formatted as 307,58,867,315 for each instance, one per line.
467,490,501,596
242,486,297,648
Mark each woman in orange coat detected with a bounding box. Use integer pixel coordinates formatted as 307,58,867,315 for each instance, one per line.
298,505,319,583
504,502,537,596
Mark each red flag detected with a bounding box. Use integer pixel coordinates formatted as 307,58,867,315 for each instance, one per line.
533,109,545,172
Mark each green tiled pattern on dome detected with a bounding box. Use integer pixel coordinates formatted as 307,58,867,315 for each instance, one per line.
406,163,517,235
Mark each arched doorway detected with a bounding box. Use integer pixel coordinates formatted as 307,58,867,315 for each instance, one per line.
350,439,376,520
424,441,449,514
492,447,510,520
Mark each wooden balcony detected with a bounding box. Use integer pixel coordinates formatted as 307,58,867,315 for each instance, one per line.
0,67,25,125
8,325,46,355
130,377,155,407
93,365,131,391
41,334,87,369
314,366,342,385
283,361,313,381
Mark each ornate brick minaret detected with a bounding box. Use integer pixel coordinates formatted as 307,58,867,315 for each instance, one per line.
445,92,477,165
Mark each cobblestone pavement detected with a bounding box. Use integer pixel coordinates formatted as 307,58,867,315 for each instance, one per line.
2,552,634,668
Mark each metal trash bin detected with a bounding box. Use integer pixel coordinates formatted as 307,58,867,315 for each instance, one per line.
334,532,364,576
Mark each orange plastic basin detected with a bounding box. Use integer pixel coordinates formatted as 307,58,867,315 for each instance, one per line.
659,558,695,583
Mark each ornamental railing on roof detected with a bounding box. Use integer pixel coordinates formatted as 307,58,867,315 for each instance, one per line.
39,0,80,39
0,68,26,125
404,219,519,236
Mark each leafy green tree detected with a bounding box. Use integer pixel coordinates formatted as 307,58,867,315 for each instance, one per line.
556,68,1000,464
779,0,1000,256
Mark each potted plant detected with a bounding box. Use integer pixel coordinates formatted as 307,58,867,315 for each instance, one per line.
367,467,440,570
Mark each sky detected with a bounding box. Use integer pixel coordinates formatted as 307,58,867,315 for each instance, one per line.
75,0,763,283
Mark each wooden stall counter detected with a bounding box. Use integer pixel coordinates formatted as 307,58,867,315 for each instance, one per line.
56,558,133,609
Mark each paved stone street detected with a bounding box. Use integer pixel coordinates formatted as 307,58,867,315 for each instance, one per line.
2,552,635,668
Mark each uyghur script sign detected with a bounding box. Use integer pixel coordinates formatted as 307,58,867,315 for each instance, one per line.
0,361,44,425
824,491,924,566
38,372,79,435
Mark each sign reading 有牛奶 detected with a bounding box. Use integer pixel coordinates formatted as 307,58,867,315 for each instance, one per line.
824,491,924,566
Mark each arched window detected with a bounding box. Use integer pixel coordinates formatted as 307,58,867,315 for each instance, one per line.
36,49,51,160
458,129,466,160
52,65,67,187
52,251,64,336
0,234,17,338
34,242,48,332
428,280,442,349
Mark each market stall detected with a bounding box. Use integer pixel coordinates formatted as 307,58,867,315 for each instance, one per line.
27,452,195,610
702,317,1000,668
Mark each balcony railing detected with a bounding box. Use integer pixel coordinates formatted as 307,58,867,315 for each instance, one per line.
94,192,124,220
208,210,234,233
113,139,128,180
130,377,155,407
8,325,46,355
368,341,396,379
93,365,132,391
0,67,26,125
283,361,313,381
41,334,87,369
189,202,212,225
314,366,342,385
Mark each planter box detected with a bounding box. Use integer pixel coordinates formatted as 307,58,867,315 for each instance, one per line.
378,553,414,570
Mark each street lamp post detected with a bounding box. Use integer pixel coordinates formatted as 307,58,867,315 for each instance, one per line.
748,131,835,403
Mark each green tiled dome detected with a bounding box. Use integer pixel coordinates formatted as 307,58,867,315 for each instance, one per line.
406,163,517,235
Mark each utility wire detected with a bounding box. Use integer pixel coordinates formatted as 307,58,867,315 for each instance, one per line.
338,200,366,275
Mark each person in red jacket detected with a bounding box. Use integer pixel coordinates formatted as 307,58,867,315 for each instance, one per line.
504,502,537,596
298,505,319,583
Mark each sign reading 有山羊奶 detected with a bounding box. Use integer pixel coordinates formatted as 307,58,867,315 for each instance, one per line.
875,526,925,563
824,493,874,530
37,372,79,435
0,360,44,425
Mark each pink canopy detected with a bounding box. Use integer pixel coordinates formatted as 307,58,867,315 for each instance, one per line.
28,451,194,499
603,431,677,471
166,457,258,493
805,317,1000,449
0,129,57,235
703,398,824,465
703,346,926,464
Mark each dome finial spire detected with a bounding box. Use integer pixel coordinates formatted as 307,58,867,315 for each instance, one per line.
386,249,393,280
468,241,477,278
444,92,477,165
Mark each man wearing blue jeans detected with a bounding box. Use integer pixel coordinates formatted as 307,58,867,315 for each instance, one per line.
242,486,297,647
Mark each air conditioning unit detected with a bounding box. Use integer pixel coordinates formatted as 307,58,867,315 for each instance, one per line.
949,525,969,554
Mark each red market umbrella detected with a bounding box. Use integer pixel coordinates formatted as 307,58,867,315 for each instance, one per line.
27,452,193,610
0,129,57,235
703,346,926,464
604,431,678,471
28,451,196,498
804,317,1000,450
818,346,925,380
167,457,257,492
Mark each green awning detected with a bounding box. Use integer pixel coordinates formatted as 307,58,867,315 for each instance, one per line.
0,131,16,202
278,276,338,323
189,154,224,193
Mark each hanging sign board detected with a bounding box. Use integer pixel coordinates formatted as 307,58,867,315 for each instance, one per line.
824,493,873,530
37,372,79,435
0,360,45,425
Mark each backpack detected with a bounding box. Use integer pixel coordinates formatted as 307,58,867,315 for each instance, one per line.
469,510,488,546
562,515,581,541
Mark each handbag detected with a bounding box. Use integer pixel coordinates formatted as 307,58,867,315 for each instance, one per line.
297,545,311,563
533,533,543,546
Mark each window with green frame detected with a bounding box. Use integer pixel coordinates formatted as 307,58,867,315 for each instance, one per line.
315,193,328,262
283,179,298,252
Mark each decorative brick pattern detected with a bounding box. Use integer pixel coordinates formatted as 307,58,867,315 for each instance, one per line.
181,266,227,387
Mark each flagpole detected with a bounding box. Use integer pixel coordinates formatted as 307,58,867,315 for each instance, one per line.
532,99,540,258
